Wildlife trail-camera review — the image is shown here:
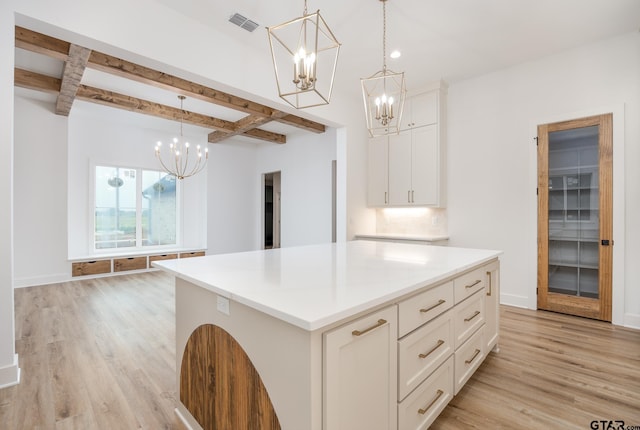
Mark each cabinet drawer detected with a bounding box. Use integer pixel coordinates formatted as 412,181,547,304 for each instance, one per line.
72,259,111,277
149,253,178,264
180,251,205,259
453,290,484,349
453,266,485,304
398,309,453,401
454,326,485,394
398,356,453,430
398,281,453,338
113,256,147,272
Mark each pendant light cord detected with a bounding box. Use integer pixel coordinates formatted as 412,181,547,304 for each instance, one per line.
382,0,387,73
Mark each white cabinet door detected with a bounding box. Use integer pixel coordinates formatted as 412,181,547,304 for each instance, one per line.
324,305,398,430
368,135,389,206
388,131,412,205
411,125,439,206
484,261,500,352
404,91,438,129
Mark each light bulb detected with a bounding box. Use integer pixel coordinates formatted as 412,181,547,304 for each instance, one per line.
375,97,381,106
381,94,387,104
388,96,394,105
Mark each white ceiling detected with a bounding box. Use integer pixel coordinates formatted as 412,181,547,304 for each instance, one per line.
14,0,640,140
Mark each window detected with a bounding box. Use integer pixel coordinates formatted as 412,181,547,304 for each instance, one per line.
95,166,178,250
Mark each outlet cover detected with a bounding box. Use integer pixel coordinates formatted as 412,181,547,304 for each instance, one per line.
217,296,230,315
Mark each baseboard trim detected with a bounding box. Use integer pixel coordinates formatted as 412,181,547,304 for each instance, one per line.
14,273,69,288
0,354,20,389
623,313,640,330
500,293,530,309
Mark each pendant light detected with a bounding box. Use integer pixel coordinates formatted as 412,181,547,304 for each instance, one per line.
154,96,208,180
267,0,341,109
361,0,406,136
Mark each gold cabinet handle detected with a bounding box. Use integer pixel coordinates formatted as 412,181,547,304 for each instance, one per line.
384,191,388,204
411,190,415,203
418,339,445,359
465,348,481,365
408,190,411,203
465,279,481,289
352,319,387,337
464,310,481,322
418,389,444,415
419,299,446,313
486,271,492,296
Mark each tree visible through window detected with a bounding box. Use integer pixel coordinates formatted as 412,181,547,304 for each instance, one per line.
95,166,177,250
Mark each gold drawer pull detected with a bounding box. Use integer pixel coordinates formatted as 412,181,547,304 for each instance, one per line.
418,339,445,359
465,348,481,364
418,389,444,415
420,299,446,314
465,279,481,289
464,311,481,322
352,319,387,337
486,271,492,296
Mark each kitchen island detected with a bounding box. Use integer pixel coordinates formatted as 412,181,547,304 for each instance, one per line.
154,240,501,430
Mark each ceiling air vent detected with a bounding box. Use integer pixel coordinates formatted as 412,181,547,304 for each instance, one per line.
229,13,260,32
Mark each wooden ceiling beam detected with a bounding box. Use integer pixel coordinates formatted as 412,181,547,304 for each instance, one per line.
15,26,70,61
15,26,328,142
56,44,92,116
14,68,61,93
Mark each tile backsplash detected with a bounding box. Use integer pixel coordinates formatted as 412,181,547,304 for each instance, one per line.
376,207,448,237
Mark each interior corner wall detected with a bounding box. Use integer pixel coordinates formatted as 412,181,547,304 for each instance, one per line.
206,142,258,255
446,32,640,327
13,95,69,287
255,129,338,248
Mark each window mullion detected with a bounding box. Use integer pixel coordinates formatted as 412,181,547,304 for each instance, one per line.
136,168,143,248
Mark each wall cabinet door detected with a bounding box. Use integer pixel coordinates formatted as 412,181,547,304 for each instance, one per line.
388,131,412,205
412,125,439,205
324,305,398,430
368,135,389,206
403,91,438,130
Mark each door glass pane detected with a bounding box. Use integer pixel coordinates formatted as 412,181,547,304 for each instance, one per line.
548,125,599,298
95,166,137,249
141,170,177,246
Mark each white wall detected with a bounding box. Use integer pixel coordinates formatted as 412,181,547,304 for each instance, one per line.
67,103,208,258
447,32,639,327
206,141,258,255
13,94,69,287
0,2,19,389
255,129,338,248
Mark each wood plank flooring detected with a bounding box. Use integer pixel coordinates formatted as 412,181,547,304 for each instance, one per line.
1,272,639,429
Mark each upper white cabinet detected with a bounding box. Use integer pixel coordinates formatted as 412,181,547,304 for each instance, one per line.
368,81,447,208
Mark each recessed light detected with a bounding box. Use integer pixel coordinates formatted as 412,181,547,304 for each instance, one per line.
390,50,401,59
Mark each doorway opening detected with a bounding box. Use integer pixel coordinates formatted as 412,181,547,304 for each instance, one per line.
263,171,281,249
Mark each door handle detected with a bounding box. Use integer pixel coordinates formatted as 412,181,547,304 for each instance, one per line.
601,239,613,246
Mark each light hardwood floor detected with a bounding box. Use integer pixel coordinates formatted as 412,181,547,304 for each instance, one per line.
0,272,638,429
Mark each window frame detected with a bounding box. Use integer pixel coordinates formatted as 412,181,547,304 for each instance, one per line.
90,161,182,254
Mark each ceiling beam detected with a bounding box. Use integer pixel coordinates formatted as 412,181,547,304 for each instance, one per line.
14,68,287,144
14,68,61,93
15,26,327,136
56,44,92,116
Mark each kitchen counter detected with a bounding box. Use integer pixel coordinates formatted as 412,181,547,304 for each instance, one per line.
354,233,449,245
154,240,498,331
154,241,501,430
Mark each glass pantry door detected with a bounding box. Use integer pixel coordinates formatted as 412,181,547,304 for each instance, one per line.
537,114,612,321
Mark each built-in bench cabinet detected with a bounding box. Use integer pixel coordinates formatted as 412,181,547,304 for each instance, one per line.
324,260,499,430
368,81,447,208
71,250,205,277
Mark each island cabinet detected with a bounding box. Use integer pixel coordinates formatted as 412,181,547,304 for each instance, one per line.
155,242,501,430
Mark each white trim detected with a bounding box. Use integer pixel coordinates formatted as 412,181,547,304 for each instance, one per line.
500,293,530,309
623,313,640,331
13,273,68,288
0,354,20,389
529,103,626,325
175,406,202,430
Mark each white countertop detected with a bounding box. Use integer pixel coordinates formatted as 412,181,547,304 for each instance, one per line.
354,233,449,242
154,241,501,331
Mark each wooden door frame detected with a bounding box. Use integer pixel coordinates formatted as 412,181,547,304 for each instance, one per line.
537,113,613,321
